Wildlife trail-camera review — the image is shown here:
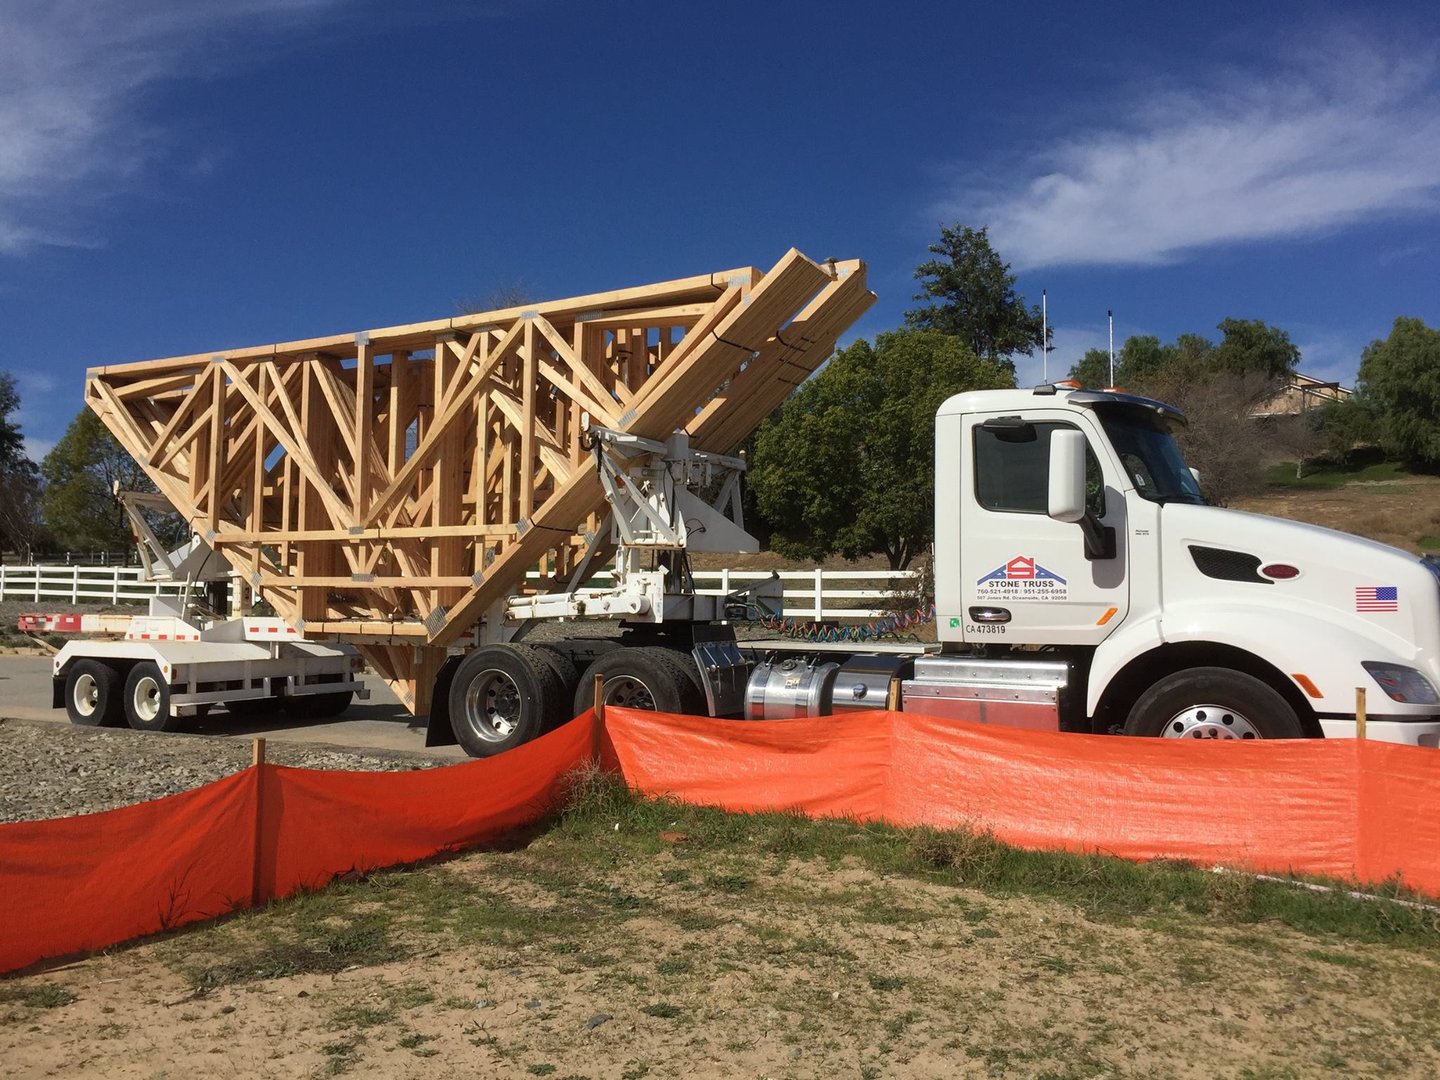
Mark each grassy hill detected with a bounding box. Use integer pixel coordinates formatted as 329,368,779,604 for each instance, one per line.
1236,460,1440,554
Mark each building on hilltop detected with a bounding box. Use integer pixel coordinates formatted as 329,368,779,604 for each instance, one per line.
1251,373,1353,418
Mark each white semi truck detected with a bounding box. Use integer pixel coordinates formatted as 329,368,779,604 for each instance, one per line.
419,383,1440,755
54,254,1440,753
48,382,1440,752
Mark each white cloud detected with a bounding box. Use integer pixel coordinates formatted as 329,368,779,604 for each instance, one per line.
0,0,349,253
947,40,1440,270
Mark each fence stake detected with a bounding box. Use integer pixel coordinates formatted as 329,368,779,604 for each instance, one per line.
1355,687,1367,741
813,567,823,620
250,737,268,908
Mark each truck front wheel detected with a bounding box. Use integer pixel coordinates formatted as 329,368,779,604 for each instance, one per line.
448,644,564,757
124,661,183,733
1124,667,1303,740
65,660,123,727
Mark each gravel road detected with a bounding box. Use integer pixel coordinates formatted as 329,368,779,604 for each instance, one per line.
0,719,450,825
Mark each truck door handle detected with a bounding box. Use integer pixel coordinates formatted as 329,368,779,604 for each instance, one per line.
968,606,1011,624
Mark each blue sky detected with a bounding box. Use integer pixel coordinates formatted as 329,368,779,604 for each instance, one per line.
2,0,1438,459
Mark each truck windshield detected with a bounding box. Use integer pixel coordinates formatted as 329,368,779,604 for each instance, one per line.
1095,406,1205,504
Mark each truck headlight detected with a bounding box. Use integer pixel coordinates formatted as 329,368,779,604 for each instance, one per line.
1362,662,1440,705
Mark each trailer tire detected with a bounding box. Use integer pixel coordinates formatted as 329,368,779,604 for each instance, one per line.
65,660,123,727
575,646,707,718
1124,667,1303,740
448,644,563,757
124,662,182,733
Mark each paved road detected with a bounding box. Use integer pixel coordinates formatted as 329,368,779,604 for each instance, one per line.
0,654,468,760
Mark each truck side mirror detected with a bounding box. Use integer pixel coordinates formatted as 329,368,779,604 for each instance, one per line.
1048,430,1087,524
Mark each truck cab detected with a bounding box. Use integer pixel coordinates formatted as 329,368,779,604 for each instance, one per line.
933,386,1440,746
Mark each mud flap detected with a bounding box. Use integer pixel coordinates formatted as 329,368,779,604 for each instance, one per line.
423,654,463,747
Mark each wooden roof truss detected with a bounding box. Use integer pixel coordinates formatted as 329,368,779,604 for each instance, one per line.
85,249,873,711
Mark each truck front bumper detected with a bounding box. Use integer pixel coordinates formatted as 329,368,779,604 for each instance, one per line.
1318,718,1440,748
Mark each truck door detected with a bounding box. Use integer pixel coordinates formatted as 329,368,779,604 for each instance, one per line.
958,412,1128,646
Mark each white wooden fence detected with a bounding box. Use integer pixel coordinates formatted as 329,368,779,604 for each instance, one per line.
0,564,186,605
0,564,918,621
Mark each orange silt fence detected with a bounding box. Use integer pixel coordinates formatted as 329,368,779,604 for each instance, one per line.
603,708,1440,895
0,719,593,974
4,708,1440,975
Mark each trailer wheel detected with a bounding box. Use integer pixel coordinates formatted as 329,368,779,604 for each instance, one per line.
124,662,182,733
575,647,707,717
448,644,564,757
1124,667,1303,740
65,660,123,727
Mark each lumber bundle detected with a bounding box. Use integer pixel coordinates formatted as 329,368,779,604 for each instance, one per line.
85,250,873,712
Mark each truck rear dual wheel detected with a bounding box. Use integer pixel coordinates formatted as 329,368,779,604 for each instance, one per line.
65,660,124,727
1124,667,1303,740
575,646,707,719
447,644,566,758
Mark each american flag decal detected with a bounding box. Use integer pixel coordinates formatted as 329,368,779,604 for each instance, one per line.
1355,585,1399,612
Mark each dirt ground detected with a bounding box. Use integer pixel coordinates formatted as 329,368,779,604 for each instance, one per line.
6,482,1440,1078
5,826,1440,1080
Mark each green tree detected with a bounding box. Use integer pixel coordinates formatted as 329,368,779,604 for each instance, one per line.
1069,335,1176,388
1212,318,1301,379
0,372,42,558
1069,322,1299,389
906,224,1045,374
1314,396,1379,463
1355,317,1440,465
749,330,1011,569
41,410,169,553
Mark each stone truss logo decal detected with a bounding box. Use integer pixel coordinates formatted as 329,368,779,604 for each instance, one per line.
976,555,1068,599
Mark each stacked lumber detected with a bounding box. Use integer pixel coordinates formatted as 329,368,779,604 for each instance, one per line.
85,250,873,711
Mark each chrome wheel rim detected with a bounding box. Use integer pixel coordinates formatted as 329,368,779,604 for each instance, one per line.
463,668,522,743
1160,703,1261,739
601,675,658,710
